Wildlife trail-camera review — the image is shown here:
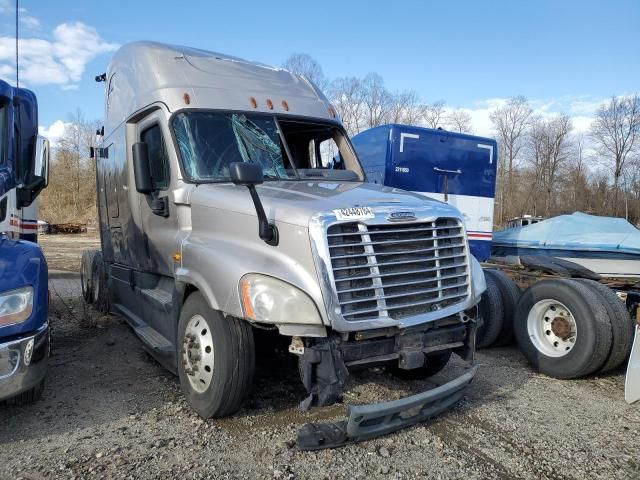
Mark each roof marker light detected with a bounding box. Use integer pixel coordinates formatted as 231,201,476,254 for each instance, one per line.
281,100,289,111
249,97,257,108
183,93,191,105
266,99,274,110
328,106,336,118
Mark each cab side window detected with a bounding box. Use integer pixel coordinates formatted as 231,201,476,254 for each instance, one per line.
141,124,169,190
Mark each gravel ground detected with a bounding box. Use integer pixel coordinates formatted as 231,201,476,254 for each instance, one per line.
0,235,638,479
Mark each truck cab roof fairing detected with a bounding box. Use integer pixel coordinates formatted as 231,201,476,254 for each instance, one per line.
103,42,335,136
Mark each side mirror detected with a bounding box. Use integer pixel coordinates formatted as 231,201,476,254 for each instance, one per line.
228,162,278,246
33,136,49,188
230,162,264,186
132,142,153,194
16,135,49,207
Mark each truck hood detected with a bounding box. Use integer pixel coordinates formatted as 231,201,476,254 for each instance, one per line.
189,181,463,227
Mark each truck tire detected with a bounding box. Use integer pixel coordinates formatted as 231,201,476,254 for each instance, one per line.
391,350,452,379
514,279,612,378
5,378,45,405
178,292,255,418
477,273,504,348
81,250,98,303
91,252,109,313
573,279,634,372
485,269,521,346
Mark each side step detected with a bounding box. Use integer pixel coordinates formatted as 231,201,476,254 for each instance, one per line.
134,325,174,354
140,288,173,311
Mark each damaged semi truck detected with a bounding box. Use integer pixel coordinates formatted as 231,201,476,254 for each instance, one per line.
83,42,485,446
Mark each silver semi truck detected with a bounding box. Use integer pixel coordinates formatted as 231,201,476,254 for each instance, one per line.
84,42,485,447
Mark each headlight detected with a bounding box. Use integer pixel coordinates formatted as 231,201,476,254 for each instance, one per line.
0,286,34,327
239,274,322,325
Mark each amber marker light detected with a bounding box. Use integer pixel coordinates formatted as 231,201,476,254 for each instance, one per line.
249,97,257,108
240,279,255,320
172,252,181,262
266,98,274,110
281,100,289,111
183,93,191,105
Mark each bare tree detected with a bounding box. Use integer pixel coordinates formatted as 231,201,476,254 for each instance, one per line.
361,73,393,128
421,101,446,129
388,90,423,125
590,94,640,215
282,53,328,90
40,110,100,224
446,109,474,133
329,76,367,136
490,96,533,222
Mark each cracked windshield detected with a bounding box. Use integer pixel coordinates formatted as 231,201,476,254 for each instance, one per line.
172,111,362,182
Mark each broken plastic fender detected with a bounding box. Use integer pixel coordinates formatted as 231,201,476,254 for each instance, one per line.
296,365,478,450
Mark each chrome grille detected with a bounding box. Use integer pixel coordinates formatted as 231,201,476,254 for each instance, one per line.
327,218,469,321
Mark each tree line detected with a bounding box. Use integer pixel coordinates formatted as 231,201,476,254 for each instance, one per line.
284,53,640,225
39,54,640,229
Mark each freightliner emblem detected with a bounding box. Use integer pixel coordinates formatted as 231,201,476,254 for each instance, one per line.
388,211,417,222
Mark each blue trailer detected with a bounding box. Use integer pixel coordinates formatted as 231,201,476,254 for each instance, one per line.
351,124,497,261
0,78,50,404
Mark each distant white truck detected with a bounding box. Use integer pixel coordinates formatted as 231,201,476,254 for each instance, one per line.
83,42,487,447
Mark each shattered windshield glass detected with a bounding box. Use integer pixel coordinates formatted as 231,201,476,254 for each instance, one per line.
173,112,294,182
172,111,363,183
231,114,288,180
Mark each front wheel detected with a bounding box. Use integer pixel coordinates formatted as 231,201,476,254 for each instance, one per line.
178,292,255,418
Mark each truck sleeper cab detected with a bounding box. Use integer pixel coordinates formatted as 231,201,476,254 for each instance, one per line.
87,42,485,444
0,79,50,405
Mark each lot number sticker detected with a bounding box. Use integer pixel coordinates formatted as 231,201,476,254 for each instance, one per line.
333,207,375,221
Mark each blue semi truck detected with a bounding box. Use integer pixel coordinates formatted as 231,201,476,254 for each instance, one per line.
351,124,497,261
0,78,50,404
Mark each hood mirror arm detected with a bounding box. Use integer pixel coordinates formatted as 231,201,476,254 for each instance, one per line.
229,162,279,246
247,185,279,246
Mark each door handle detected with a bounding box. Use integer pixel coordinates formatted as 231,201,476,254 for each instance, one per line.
433,167,462,175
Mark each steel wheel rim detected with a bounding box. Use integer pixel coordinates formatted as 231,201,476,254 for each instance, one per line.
527,299,577,358
182,314,215,393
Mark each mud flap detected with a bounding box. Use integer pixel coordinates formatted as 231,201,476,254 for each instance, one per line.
625,325,640,404
296,365,478,450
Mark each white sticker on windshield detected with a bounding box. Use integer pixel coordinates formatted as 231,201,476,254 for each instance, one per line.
333,207,375,221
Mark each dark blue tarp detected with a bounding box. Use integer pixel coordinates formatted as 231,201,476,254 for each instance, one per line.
492,212,640,255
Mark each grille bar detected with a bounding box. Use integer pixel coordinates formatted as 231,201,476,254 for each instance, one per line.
329,233,464,248
342,291,470,317
333,259,466,279
327,218,469,321
339,279,469,305
336,271,468,294
327,225,462,237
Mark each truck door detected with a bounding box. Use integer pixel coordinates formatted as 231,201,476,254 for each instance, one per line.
135,112,179,277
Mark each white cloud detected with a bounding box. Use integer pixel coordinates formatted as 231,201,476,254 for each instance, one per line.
39,120,69,147
0,0,40,29
0,21,118,89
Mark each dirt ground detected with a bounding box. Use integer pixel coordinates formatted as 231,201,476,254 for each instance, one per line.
0,234,638,479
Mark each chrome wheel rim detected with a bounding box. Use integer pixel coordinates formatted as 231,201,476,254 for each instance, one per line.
527,299,577,358
182,315,214,393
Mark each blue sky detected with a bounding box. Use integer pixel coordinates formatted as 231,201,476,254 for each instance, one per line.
0,0,638,139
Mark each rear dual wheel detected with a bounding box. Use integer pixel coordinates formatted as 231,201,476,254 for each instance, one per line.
514,279,612,378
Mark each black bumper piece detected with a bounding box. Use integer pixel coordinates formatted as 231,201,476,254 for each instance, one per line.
297,365,478,450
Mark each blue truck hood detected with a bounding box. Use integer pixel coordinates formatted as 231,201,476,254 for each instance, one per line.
0,235,48,339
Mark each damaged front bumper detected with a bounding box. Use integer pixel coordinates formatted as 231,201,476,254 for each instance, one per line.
296,316,478,449
297,365,477,450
